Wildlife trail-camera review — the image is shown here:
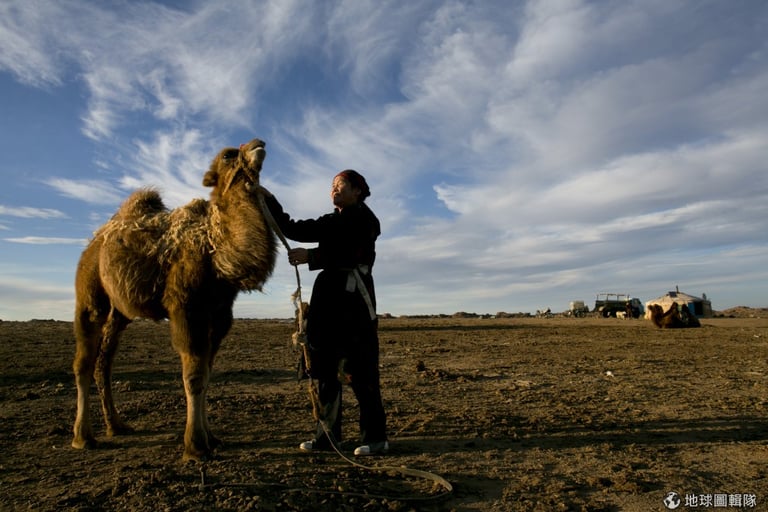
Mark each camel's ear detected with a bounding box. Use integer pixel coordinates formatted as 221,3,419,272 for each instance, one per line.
203,169,218,187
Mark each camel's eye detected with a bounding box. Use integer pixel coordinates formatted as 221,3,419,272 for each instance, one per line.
222,149,239,161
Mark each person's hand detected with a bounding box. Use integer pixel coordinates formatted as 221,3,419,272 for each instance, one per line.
288,248,308,266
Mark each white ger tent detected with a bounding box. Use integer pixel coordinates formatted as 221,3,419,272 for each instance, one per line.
645,287,713,318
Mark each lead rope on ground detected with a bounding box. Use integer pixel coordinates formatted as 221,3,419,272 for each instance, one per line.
203,192,453,501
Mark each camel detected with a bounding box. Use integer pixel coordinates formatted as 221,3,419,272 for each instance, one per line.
648,303,700,329
72,138,277,461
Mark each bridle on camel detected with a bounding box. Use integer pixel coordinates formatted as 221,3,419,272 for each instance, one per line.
198,191,455,502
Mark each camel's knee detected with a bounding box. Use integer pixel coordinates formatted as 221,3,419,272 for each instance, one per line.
74,314,104,376
184,374,208,395
73,345,97,390
180,351,210,394
73,356,95,380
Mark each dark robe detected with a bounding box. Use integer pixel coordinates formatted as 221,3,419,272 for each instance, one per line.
265,196,387,444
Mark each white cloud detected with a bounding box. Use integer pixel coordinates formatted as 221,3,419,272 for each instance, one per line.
0,205,67,219
4,236,87,245
120,129,217,207
47,178,124,205
0,2,70,87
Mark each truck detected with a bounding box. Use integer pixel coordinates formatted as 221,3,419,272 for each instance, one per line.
594,293,643,318
567,300,590,317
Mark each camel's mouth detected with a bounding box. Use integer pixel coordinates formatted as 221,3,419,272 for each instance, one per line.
244,140,266,168
240,140,266,194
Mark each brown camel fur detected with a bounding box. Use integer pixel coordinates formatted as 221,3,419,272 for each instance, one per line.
648,303,700,329
72,138,277,461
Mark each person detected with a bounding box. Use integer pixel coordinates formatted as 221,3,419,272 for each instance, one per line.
262,169,388,456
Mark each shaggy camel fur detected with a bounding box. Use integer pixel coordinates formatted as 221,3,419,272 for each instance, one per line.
72,138,277,461
648,303,701,329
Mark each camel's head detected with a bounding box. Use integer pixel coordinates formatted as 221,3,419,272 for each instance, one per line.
203,138,266,202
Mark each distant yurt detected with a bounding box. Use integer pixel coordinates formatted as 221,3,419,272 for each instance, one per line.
645,287,713,318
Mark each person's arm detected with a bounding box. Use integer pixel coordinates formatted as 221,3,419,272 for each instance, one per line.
262,192,331,270
263,194,322,243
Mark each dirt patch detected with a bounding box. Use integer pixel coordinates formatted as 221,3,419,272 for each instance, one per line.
1,316,767,511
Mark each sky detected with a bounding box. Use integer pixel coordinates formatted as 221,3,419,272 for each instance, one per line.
1,0,766,321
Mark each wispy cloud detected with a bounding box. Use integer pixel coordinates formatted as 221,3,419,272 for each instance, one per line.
0,205,67,219
47,178,124,206
119,129,218,207
0,2,70,88
4,236,87,245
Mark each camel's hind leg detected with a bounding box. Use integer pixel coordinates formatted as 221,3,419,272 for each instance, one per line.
73,304,106,449
95,308,133,437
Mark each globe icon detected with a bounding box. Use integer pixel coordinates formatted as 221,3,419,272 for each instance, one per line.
663,491,681,509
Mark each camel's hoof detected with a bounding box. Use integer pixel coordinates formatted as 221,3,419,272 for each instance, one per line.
182,447,212,463
106,424,135,437
72,436,98,449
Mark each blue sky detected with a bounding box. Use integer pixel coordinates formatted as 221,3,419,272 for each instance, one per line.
1,0,766,321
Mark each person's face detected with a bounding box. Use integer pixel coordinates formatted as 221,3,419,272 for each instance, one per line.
331,176,360,209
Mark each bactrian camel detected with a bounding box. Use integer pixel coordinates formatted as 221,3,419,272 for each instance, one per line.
647,303,701,329
72,138,277,461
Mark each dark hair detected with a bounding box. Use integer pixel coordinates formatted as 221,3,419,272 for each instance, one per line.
335,169,370,200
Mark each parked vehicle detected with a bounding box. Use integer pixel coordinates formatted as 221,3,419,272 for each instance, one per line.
594,293,643,318
568,301,589,317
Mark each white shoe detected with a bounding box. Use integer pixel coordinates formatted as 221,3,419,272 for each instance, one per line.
354,441,389,456
299,439,332,452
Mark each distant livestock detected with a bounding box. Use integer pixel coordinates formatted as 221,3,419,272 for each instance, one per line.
647,303,701,329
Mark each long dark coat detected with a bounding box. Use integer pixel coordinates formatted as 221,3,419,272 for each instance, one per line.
264,196,380,352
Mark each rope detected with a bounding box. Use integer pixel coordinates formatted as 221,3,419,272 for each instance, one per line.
257,192,305,333
241,190,453,501
199,462,451,501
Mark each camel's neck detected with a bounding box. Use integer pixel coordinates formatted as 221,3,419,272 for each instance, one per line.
208,195,278,291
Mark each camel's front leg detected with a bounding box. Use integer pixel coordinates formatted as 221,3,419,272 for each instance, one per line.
201,357,222,451
170,306,223,461
180,352,211,461
201,313,230,451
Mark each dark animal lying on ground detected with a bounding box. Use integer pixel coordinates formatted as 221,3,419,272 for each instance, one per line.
648,303,701,329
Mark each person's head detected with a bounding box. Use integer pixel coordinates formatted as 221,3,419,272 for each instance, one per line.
331,169,370,209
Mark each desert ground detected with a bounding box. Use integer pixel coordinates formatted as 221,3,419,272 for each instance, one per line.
1,311,767,511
